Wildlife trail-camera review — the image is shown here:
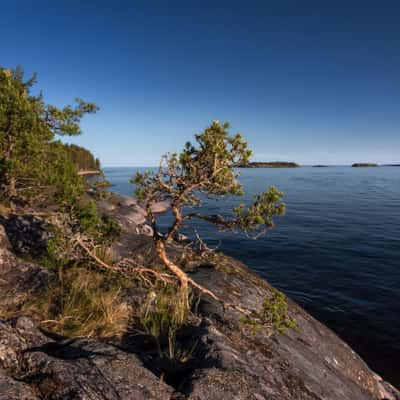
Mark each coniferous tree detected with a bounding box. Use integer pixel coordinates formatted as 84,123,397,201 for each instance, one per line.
0,66,97,202
132,121,285,307
63,144,100,171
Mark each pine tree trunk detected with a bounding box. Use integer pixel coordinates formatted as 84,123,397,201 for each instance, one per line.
155,239,189,290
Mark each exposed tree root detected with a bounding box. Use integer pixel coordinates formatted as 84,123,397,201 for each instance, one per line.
156,240,251,316
76,237,174,286
77,236,250,316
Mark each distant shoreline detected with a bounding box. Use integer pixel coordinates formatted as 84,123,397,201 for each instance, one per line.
77,170,102,176
352,163,378,168
103,164,400,169
237,161,299,168
236,162,400,168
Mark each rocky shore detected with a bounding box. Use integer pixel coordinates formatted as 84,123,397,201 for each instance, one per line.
0,194,399,400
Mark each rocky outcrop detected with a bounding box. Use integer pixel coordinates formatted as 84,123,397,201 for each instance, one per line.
0,225,173,399
182,262,400,400
0,225,51,313
0,215,50,258
0,317,173,399
0,207,399,400
96,193,169,239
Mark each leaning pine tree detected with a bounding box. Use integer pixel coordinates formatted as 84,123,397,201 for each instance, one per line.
132,121,286,313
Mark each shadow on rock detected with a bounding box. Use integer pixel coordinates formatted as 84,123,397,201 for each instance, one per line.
23,338,114,361
119,319,220,392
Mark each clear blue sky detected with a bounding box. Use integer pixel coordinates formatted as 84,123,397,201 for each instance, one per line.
1,0,399,166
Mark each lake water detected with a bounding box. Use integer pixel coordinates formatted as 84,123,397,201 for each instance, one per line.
104,166,400,387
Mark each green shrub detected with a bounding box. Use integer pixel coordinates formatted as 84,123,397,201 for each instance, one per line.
100,214,122,242
74,198,121,242
241,288,296,334
75,198,101,233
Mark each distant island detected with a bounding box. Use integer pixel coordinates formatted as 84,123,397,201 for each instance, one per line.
352,163,379,167
238,161,300,168
312,165,329,167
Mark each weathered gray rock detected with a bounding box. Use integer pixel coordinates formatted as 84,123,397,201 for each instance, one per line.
93,193,169,240
0,369,40,400
96,199,117,212
123,206,147,225
117,194,137,207
0,206,399,400
182,259,400,400
0,225,51,312
0,317,173,400
97,194,147,228
1,215,50,258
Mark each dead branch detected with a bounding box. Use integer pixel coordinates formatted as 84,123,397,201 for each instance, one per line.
75,237,174,285
187,275,250,315
119,257,175,284
76,237,250,316
193,228,221,254
76,237,124,272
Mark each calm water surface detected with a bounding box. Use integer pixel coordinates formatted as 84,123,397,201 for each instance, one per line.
104,166,400,387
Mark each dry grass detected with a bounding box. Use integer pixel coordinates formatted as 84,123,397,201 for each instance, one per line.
0,202,10,216
94,244,115,266
38,266,130,338
139,284,193,360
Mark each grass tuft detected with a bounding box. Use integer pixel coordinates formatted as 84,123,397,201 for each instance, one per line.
36,266,130,338
139,284,194,361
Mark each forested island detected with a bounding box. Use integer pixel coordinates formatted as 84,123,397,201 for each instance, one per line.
238,161,300,168
64,143,101,171
0,66,398,399
352,163,379,167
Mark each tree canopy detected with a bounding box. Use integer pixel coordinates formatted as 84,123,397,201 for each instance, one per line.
0,66,97,203
132,121,285,308
132,120,285,241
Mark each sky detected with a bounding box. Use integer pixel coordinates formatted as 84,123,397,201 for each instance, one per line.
1,0,400,166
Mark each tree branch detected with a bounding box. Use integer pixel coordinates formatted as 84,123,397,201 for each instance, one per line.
75,237,174,285
183,212,235,229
